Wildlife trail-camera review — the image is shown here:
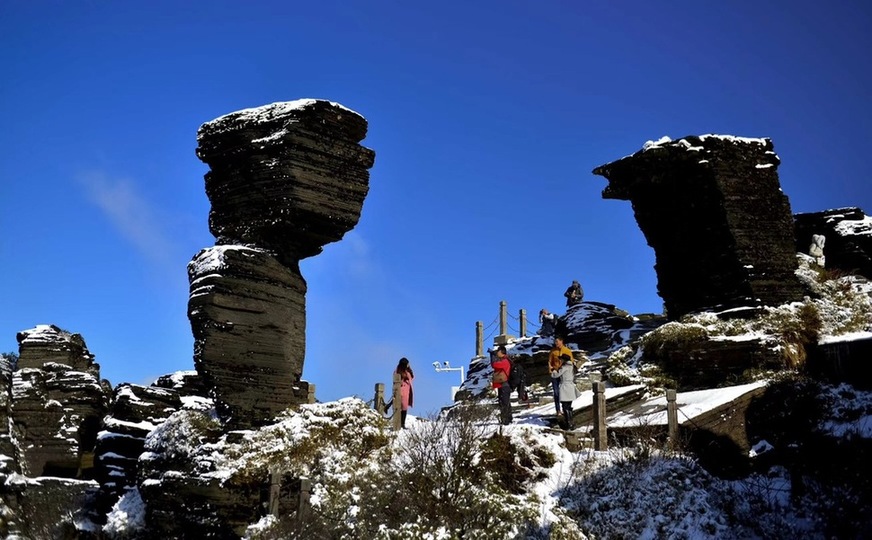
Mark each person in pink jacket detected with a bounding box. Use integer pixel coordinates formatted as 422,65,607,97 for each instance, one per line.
396,357,414,428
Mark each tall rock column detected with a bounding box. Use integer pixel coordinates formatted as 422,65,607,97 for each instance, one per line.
593,135,805,319
192,99,375,428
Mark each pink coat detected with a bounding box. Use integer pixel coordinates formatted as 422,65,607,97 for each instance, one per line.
400,369,414,410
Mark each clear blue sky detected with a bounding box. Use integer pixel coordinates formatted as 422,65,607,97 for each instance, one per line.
2,1,870,415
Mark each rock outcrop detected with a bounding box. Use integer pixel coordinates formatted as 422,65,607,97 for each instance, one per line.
0,355,16,474
9,325,109,478
593,135,806,319
16,324,98,375
191,99,375,428
92,371,207,519
795,207,872,279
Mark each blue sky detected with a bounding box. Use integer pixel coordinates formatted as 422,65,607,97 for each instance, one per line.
2,1,870,415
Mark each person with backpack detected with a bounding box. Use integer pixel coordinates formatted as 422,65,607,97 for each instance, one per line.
539,308,556,337
551,353,576,429
508,356,529,402
491,346,512,425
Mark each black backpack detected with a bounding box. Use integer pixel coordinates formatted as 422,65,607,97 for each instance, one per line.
508,358,524,389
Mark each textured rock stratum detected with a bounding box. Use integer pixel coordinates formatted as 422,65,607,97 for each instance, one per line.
16,324,98,374
593,135,806,319
196,99,376,263
190,99,374,428
10,325,109,478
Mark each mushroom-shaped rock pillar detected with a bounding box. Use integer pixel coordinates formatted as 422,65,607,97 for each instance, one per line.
191,99,375,427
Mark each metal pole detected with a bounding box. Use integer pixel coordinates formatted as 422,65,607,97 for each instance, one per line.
519,308,527,337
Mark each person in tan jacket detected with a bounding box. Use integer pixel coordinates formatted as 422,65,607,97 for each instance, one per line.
548,337,572,416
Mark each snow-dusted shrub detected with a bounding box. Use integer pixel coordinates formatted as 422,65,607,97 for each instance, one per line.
605,345,644,386
103,488,146,539
217,397,390,483
348,406,546,539
642,321,709,353
796,253,872,336
143,408,221,462
564,453,733,539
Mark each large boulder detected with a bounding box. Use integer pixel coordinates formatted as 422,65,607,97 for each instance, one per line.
593,135,806,319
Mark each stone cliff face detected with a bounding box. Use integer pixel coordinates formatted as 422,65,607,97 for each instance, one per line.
191,99,375,428
593,135,806,319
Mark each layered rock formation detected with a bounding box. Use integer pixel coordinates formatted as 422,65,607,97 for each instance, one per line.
92,371,207,519
795,207,872,279
9,325,109,478
593,135,806,319
0,326,111,537
191,99,375,428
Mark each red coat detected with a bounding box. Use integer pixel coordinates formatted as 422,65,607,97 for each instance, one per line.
400,369,414,410
492,357,510,389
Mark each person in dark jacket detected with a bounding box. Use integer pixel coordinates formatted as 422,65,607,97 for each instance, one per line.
564,280,584,307
492,346,512,425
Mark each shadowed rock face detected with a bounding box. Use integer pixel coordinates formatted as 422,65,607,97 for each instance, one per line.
795,207,872,279
593,135,805,319
191,99,374,428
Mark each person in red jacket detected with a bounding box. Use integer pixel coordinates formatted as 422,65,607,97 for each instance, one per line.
492,346,512,425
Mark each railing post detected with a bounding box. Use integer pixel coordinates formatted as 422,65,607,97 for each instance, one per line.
392,372,402,432
295,478,311,532
268,471,281,516
374,382,385,414
476,321,483,357
592,380,607,451
499,300,508,337
666,389,678,448
519,308,527,337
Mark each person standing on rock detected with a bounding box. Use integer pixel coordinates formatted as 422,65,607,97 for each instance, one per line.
539,308,556,337
548,337,572,416
551,353,576,429
396,357,414,429
492,346,513,425
564,280,584,307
